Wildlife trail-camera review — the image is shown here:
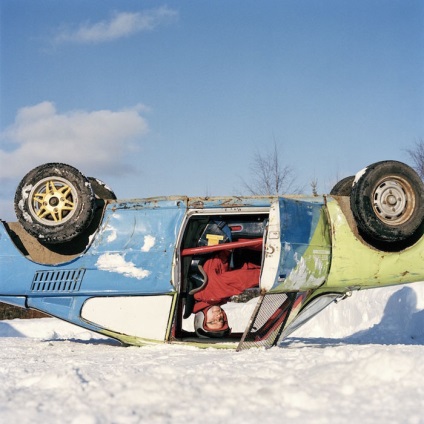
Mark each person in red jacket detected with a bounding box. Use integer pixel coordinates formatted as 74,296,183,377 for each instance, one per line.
193,249,261,338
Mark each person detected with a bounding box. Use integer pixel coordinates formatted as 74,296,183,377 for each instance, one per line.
193,305,231,338
192,249,261,338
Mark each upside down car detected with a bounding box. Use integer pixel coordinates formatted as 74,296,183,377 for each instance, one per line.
0,160,423,349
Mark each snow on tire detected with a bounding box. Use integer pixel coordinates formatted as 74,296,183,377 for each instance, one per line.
88,177,117,200
14,163,96,244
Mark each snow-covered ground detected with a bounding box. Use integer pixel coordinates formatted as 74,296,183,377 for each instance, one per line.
1,282,424,424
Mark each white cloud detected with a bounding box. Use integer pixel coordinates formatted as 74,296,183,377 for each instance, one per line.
53,8,178,44
0,101,149,180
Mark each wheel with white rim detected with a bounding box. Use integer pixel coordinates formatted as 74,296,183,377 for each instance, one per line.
350,160,424,245
14,163,95,244
372,177,414,225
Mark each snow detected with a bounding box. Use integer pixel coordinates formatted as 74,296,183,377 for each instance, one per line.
1,282,424,423
95,252,152,279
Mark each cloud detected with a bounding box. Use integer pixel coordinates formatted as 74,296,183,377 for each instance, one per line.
53,7,178,44
0,101,149,180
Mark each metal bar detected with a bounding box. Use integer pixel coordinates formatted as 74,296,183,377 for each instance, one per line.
181,238,263,256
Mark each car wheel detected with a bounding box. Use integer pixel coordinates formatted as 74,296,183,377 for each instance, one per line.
350,160,424,244
88,177,117,200
14,163,96,244
330,176,355,196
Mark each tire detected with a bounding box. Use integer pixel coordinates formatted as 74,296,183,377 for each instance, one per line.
88,177,117,200
350,160,424,244
330,176,355,196
14,163,95,244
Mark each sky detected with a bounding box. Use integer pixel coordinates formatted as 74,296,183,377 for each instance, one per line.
1,0,423,220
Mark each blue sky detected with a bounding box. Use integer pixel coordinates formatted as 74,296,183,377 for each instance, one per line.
1,0,423,220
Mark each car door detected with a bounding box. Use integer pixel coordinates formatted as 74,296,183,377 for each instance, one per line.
260,197,331,292
237,197,331,350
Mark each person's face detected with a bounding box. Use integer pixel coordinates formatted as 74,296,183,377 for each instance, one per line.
205,306,225,330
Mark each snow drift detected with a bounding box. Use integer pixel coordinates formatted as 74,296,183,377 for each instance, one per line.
1,282,423,423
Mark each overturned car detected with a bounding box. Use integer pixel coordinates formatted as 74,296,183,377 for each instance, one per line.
0,160,423,349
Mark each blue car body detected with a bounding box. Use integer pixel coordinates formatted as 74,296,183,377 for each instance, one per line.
1,192,422,349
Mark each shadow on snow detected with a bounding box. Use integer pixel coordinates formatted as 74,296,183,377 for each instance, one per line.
282,287,424,347
0,321,26,338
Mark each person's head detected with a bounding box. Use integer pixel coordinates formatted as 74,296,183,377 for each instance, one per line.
194,305,231,338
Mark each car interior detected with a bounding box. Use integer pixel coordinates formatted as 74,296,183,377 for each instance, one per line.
173,212,269,341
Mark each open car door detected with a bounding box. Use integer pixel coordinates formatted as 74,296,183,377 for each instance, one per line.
237,197,332,350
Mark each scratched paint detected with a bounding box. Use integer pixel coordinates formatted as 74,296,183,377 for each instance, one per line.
271,198,331,292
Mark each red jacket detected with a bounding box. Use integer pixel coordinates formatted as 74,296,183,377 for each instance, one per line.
193,254,260,313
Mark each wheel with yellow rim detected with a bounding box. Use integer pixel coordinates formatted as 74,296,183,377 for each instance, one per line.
14,163,95,244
